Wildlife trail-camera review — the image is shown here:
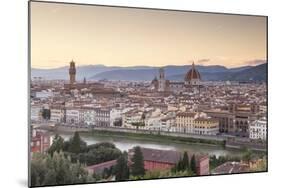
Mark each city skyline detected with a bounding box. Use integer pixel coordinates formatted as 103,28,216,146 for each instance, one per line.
31,2,267,69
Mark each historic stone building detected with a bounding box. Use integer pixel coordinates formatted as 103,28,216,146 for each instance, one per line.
151,61,202,93
69,60,76,86
205,103,260,137
184,62,201,86
64,60,121,98
173,112,219,135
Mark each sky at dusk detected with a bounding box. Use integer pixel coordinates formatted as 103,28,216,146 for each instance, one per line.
30,1,267,69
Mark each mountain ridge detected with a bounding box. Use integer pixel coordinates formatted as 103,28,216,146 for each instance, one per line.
31,63,266,81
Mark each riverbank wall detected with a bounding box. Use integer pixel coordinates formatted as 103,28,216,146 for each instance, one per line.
35,125,266,152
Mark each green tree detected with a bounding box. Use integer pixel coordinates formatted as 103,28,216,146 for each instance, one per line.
242,149,253,164
131,122,145,130
190,154,196,174
131,146,145,178
78,142,121,166
182,151,189,170
30,153,47,186
176,157,184,172
43,169,56,185
68,132,87,154
114,151,130,181
42,108,51,120
70,161,89,183
48,134,64,156
30,151,89,186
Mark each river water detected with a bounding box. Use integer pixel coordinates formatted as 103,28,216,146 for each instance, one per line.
50,131,245,157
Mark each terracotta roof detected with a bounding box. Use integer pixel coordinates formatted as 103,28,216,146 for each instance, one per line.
184,62,201,81
130,147,181,164
86,160,117,174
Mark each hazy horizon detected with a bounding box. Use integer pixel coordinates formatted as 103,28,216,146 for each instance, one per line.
31,2,267,69
31,61,267,70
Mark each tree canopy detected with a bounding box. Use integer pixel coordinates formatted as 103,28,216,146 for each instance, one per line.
41,108,51,120
31,152,90,187
48,134,64,156
190,154,196,174
68,132,87,154
114,151,130,181
131,146,145,178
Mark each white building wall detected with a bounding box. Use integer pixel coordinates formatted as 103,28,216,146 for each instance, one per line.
83,109,96,126
50,108,64,123
35,90,54,99
31,105,42,121
122,113,142,128
66,109,80,124
146,116,161,130
249,118,267,140
110,109,122,127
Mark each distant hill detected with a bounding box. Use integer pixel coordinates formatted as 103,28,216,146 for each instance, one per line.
229,63,267,81
90,64,266,81
31,65,122,80
88,65,233,81
31,63,267,82
167,64,266,81
31,64,157,80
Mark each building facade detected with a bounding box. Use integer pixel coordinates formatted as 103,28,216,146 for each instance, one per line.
196,155,210,175
65,108,80,124
110,108,122,127
82,107,96,126
173,112,219,135
184,62,201,86
174,112,196,133
205,103,259,137
151,62,202,93
50,106,65,123
31,129,50,154
249,117,267,140
95,108,110,127
194,117,219,135
31,104,42,121
69,60,76,86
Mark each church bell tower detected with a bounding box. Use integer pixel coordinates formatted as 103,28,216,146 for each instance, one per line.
158,68,166,92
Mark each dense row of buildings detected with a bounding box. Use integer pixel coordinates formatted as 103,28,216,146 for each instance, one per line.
30,60,267,179
31,60,267,140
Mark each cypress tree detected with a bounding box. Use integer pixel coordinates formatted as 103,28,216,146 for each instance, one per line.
69,132,86,154
182,151,189,170
190,154,197,174
115,151,130,181
131,146,145,177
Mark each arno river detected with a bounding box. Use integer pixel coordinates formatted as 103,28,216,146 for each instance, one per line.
50,131,246,157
